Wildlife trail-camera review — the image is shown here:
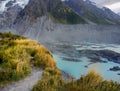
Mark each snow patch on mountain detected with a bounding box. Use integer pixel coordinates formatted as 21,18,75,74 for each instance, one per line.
0,0,29,13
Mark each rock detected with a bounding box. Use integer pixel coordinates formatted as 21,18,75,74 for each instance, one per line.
117,73,120,75
109,66,120,71
78,50,120,64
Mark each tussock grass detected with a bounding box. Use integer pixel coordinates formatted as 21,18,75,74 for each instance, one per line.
33,71,120,91
0,32,56,86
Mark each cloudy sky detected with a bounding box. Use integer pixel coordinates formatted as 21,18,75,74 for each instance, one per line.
91,0,120,13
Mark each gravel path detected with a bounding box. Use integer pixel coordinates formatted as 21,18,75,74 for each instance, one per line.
0,68,43,91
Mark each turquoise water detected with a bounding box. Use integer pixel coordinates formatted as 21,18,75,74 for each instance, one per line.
53,55,120,83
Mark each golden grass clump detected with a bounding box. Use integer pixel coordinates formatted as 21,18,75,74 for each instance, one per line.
0,32,56,85
33,71,120,91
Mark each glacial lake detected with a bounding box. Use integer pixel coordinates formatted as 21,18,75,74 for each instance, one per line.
51,42,120,83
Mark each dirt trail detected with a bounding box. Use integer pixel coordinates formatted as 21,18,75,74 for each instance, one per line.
0,68,43,91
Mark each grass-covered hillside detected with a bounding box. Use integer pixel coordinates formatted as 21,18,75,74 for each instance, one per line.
0,32,56,86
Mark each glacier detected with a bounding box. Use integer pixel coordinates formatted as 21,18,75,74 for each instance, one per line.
0,0,29,13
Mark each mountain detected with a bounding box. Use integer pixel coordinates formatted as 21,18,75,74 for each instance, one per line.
1,0,120,31
64,0,120,24
0,5,22,28
0,0,120,39
14,0,86,25
0,0,29,14
13,0,87,34
0,0,88,34
0,0,29,28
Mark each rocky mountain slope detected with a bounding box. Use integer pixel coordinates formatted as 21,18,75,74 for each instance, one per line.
14,0,87,33
64,0,120,24
0,0,29,28
0,0,87,30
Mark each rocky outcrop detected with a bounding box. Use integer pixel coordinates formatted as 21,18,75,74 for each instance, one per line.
110,66,120,71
